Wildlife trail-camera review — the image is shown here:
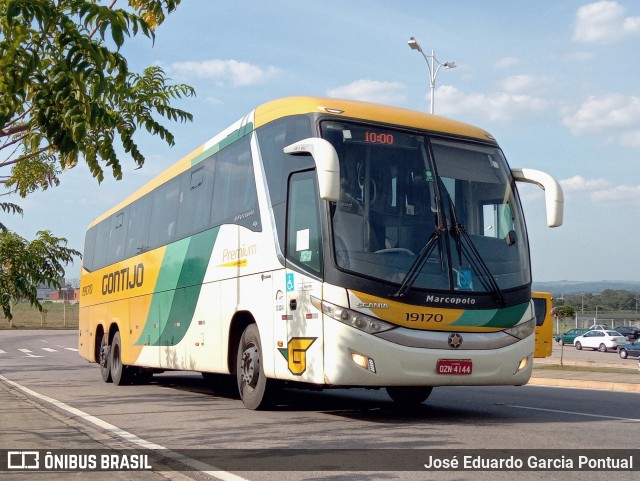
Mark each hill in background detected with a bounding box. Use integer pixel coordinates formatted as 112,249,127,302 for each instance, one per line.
532,280,640,295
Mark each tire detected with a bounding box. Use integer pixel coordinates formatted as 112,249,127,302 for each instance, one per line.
386,386,433,406
110,331,133,386
619,349,628,359
598,343,607,353
99,332,112,383
575,342,582,350
236,324,278,410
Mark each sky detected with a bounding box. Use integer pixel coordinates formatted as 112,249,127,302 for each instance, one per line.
6,0,640,283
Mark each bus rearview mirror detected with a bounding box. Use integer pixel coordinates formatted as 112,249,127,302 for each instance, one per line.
511,167,564,228
284,138,340,202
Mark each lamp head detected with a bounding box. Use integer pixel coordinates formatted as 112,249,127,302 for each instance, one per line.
408,37,422,51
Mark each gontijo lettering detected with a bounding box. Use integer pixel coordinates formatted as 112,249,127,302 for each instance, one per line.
102,263,144,295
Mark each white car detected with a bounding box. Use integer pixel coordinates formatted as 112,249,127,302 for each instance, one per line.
574,330,626,352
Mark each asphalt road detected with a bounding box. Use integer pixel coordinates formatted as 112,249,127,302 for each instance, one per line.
1,330,639,481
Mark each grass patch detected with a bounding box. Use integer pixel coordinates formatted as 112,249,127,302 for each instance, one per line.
1,301,78,330
534,364,638,375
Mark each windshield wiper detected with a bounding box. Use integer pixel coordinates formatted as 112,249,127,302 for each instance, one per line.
393,223,444,298
446,196,506,306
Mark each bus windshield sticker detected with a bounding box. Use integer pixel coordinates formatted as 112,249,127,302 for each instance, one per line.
296,229,310,251
300,250,312,262
456,269,474,291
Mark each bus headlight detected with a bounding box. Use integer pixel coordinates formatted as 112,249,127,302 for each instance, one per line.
505,318,535,340
312,297,395,335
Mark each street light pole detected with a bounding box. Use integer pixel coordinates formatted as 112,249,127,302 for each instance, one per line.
408,36,456,114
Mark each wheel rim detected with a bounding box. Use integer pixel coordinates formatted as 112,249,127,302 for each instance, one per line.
99,344,109,369
620,350,627,359
599,344,606,352
240,343,260,390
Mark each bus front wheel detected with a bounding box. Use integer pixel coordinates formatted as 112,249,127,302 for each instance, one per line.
236,324,278,410
386,386,433,406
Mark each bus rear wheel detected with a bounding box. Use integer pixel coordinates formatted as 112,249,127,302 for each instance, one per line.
110,331,133,386
236,324,278,410
386,386,433,406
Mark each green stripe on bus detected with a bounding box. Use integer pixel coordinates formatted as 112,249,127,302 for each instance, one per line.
190,123,254,166
135,228,219,347
450,302,529,328
156,228,219,346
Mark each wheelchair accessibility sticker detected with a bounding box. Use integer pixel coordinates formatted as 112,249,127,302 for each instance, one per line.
286,273,295,292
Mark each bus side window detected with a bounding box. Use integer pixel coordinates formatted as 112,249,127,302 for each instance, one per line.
105,210,129,266
210,135,260,230
83,226,98,272
149,178,181,249
126,195,152,258
177,163,214,238
92,219,110,270
286,171,322,276
255,115,313,252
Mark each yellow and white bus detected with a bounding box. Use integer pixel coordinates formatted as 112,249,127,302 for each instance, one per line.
79,96,564,409
532,292,553,358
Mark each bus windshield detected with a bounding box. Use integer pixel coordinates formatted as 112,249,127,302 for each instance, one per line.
322,121,530,297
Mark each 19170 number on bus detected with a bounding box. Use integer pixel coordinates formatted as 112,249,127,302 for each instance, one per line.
405,312,444,323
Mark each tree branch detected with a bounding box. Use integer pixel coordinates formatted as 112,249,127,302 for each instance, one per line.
0,146,51,169
1,121,30,138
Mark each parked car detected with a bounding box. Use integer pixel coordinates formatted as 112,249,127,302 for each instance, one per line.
613,326,640,341
618,340,640,359
555,328,589,346
574,330,627,352
588,325,607,331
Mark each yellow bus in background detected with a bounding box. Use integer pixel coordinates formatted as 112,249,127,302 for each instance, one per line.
532,292,553,358
79,96,564,409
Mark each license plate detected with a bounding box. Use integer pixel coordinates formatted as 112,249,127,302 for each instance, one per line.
436,359,472,375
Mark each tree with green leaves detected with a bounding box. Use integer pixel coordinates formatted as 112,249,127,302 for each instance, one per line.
1,0,195,320
553,305,575,321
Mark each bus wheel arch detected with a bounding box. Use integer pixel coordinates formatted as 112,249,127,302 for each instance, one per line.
227,311,256,376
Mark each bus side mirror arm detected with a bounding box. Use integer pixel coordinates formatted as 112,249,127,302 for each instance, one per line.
511,168,564,228
284,138,340,202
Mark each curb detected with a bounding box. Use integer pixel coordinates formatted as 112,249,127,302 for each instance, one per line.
528,377,640,393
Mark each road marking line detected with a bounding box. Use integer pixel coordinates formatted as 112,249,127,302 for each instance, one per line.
509,404,640,422
0,349,6,354
41,348,57,352
0,374,249,481
64,347,79,352
17,348,42,358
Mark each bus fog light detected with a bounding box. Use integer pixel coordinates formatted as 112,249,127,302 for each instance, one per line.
514,356,529,374
351,352,376,373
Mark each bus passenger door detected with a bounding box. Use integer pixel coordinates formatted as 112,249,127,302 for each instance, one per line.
281,171,324,384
